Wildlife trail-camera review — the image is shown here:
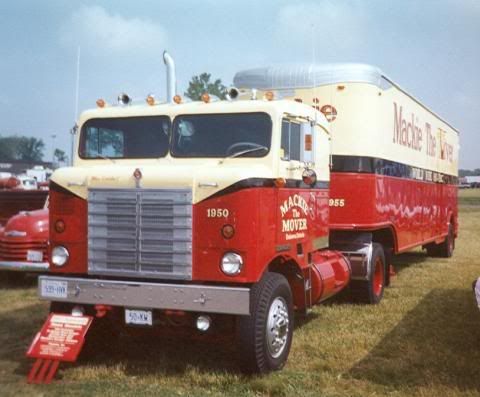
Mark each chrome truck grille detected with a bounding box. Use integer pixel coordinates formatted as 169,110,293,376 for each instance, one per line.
88,188,192,280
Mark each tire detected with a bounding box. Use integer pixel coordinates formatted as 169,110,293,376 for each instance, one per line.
425,242,439,257
350,243,385,304
236,272,294,374
426,222,455,258
435,222,454,258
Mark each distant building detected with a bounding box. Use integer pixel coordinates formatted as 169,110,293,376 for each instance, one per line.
0,160,54,175
465,176,480,187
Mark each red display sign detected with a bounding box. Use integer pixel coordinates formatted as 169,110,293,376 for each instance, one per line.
26,313,93,383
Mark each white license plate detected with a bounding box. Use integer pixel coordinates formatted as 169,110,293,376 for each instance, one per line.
41,280,68,299
27,250,43,262
125,309,153,326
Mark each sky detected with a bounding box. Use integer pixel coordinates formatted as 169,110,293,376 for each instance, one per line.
0,0,478,168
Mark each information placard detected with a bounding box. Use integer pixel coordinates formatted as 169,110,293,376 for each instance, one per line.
27,313,93,362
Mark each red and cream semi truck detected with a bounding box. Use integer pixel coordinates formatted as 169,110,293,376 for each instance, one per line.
34,57,458,373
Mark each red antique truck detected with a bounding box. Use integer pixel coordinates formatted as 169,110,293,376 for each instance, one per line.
33,55,458,374
0,208,49,272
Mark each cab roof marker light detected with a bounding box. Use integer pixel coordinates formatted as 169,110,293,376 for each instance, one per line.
264,91,274,101
201,93,211,103
173,94,182,104
96,99,106,108
146,94,156,106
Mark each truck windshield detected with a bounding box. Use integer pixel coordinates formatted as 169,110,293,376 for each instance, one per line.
79,116,171,159
171,112,271,158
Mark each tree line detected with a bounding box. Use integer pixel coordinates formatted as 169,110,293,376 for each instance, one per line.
0,135,67,163
459,169,480,177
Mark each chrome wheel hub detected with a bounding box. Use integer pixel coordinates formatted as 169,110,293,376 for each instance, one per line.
266,297,289,358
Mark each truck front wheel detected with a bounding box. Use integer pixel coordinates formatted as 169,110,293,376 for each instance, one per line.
236,272,294,373
350,243,386,304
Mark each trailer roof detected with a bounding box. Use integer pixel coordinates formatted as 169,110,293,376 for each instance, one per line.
233,63,459,134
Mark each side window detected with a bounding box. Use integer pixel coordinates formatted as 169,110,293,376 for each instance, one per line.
281,119,301,161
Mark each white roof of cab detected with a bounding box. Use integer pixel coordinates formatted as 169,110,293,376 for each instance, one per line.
79,98,329,130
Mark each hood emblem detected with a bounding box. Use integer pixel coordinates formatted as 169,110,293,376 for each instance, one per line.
5,230,27,237
133,168,142,188
133,168,142,180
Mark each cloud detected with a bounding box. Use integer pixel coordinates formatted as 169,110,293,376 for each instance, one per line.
60,5,167,55
275,1,368,55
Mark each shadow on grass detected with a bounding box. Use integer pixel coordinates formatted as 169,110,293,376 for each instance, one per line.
0,271,38,289
78,328,243,376
81,311,323,377
0,303,48,377
391,250,429,274
347,288,480,390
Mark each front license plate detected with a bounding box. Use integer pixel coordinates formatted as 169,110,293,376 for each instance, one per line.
27,250,43,262
125,309,153,326
41,280,68,299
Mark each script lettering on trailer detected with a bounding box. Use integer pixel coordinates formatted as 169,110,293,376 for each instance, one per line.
393,102,454,162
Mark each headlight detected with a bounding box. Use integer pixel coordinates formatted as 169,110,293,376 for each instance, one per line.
51,246,69,267
221,252,243,276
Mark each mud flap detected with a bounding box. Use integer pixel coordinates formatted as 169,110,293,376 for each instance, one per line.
26,313,93,384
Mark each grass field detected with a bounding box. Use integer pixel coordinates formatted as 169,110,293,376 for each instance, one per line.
1,190,480,396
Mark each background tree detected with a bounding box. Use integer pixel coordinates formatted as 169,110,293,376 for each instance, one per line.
185,73,227,100
54,148,67,164
0,135,45,161
459,169,480,177
16,137,45,161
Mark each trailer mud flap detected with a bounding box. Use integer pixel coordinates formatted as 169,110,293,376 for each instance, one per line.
26,313,93,384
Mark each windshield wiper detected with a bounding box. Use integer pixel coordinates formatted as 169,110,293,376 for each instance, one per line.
96,154,116,163
227,146,268,159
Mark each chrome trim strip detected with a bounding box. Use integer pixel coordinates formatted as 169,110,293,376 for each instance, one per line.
0,261,49,272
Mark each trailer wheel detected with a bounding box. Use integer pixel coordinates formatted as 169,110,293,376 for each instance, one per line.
236,272,294,373
350,243,385,304
426,222,455,258
436,222,455,258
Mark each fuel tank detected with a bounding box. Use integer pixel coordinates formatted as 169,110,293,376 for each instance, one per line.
310,250,351,304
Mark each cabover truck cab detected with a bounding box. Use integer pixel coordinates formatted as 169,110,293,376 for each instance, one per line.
235,63,459,290
38,96,355,373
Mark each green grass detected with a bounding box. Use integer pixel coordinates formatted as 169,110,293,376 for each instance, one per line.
1,190,480,396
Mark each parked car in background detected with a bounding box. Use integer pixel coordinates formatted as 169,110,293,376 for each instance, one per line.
0,208,49,272
17,175,38,190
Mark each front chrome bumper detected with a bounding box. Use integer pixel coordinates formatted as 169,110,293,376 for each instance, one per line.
38,276,250,315
0,261,49,272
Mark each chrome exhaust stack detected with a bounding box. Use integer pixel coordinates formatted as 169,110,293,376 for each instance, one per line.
163,51,177,103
